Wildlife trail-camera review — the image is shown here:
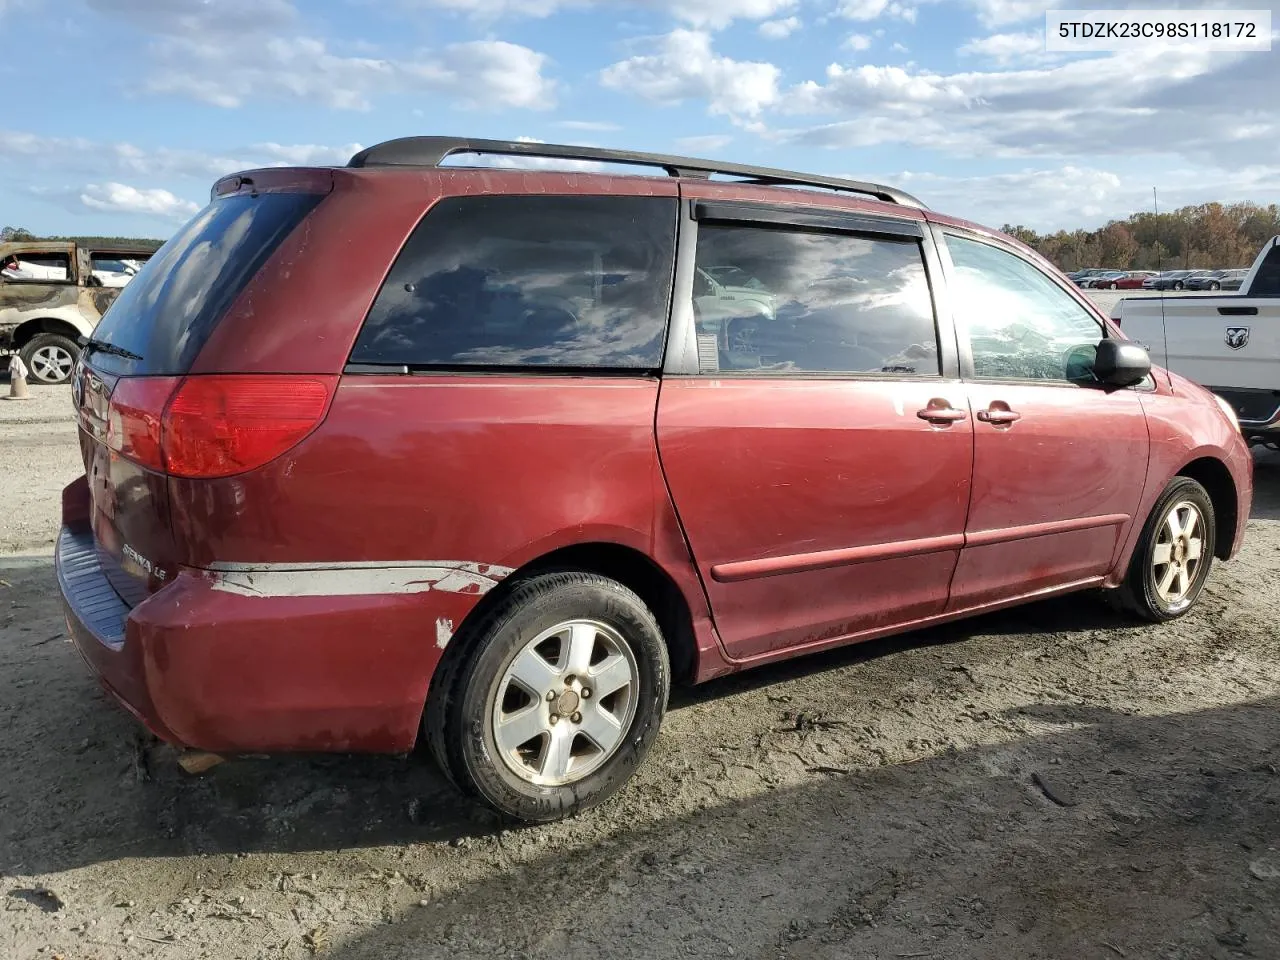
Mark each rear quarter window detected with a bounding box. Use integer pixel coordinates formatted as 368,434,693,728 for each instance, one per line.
350,195,678,370
87,192,321,375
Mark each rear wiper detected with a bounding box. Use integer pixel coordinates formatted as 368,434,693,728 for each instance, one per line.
84,340,144,362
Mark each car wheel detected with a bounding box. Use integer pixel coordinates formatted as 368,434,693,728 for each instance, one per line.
1209,281,1221,290
1110,477,1216,622
1108,282,1119,289
426,571,670,822
19,333,80,385
1173,281,1184,290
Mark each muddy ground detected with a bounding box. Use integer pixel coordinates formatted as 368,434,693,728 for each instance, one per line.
2,379,1279,960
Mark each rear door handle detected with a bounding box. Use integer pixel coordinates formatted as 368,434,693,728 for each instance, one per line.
917,400,967,425
977,407,1022,425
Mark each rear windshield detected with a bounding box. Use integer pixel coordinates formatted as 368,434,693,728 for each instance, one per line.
350,195,677,370
87,192,321,375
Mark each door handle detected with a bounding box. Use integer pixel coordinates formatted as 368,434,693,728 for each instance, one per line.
977,406,1022,425
917,400,967,425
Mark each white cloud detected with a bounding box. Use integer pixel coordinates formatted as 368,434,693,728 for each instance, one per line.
600,29,780,119
0,130,363,181
652,0,797,27
777,44,1271,167
845,33,873,51
957,30,1048,64
77,182,200,220
881,163,1280,232
675,134,733,152
961,0,1055,27
402,0,580,16
836,0,916,22
144,35,554,111
403,0,795,27
555,120,622,131
759,15,801,38
890,41,909,53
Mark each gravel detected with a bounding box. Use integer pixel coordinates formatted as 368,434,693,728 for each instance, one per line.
2,350,1278,960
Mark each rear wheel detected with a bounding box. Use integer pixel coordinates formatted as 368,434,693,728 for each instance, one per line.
1110,477,1216,622
1173,281,1184,290
1209,281,1221,290
20,333,79,385
426,571,670,822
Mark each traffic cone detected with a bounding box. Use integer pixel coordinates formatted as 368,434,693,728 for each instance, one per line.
7,354,30,399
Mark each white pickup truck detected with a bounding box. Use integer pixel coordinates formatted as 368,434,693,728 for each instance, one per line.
1111,236,1280,447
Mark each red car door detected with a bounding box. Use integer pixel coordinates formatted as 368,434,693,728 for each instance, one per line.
657,194,972,662
934,228,1151,610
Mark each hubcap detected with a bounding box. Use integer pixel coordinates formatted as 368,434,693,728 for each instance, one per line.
29,345,74,383
1151,500,1204,611
491,618,639,787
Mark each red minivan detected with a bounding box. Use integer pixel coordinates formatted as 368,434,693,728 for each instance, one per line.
57,137,1253,822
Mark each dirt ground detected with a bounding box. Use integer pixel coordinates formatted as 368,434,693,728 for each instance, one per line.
2,376,1279,960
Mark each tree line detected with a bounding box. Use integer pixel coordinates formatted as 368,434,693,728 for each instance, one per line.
1002,202,1280,272
2,225,164,251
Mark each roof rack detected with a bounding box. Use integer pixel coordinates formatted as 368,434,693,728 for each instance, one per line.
346,136,925,209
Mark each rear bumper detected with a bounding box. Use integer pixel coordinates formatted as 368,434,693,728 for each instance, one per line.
56,512,460,756
57,525,181,744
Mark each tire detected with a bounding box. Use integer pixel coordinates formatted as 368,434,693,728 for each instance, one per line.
1173,281,1184,290
19,333,79,385
426,571,670,822
1209,281,1221,290
1110,477,1216,622
1108,282,1119,290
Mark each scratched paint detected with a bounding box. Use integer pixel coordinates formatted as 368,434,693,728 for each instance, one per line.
205,560,514,598
435,617,454,648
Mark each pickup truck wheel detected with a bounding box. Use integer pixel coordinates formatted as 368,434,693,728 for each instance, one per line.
1111,477,1216,623
19,334,80,385
426,571,670,823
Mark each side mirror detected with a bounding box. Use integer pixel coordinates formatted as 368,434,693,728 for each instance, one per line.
1093,338,1151,387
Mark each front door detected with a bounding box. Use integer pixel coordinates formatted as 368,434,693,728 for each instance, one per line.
657,201,973,662
936,229,1151,611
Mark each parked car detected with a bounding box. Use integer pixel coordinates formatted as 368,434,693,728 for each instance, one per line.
1215,268,1250,292
0,242,154,383
1112,270,1159,289
1112,235,1280,447
57,136,1253,823
1090,271,1157,290
1147,269,1197,291
1185,270,1231,291
1080,270,1129,289
1069,268,1111,286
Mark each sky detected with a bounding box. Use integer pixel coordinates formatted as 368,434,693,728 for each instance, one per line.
0,0,1277,238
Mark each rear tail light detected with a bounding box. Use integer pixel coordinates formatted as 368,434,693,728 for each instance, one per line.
105,376,181,472
102,375,337,479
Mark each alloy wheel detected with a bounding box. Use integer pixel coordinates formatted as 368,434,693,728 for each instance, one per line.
1151,500,1205,612
29,344,74,383
490,618,639,786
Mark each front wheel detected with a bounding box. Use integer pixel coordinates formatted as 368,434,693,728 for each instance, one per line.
426,571,670,822
20,333,80,385
1209,281,1221,290
1109,282,1119,289
1110,477,1216,622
